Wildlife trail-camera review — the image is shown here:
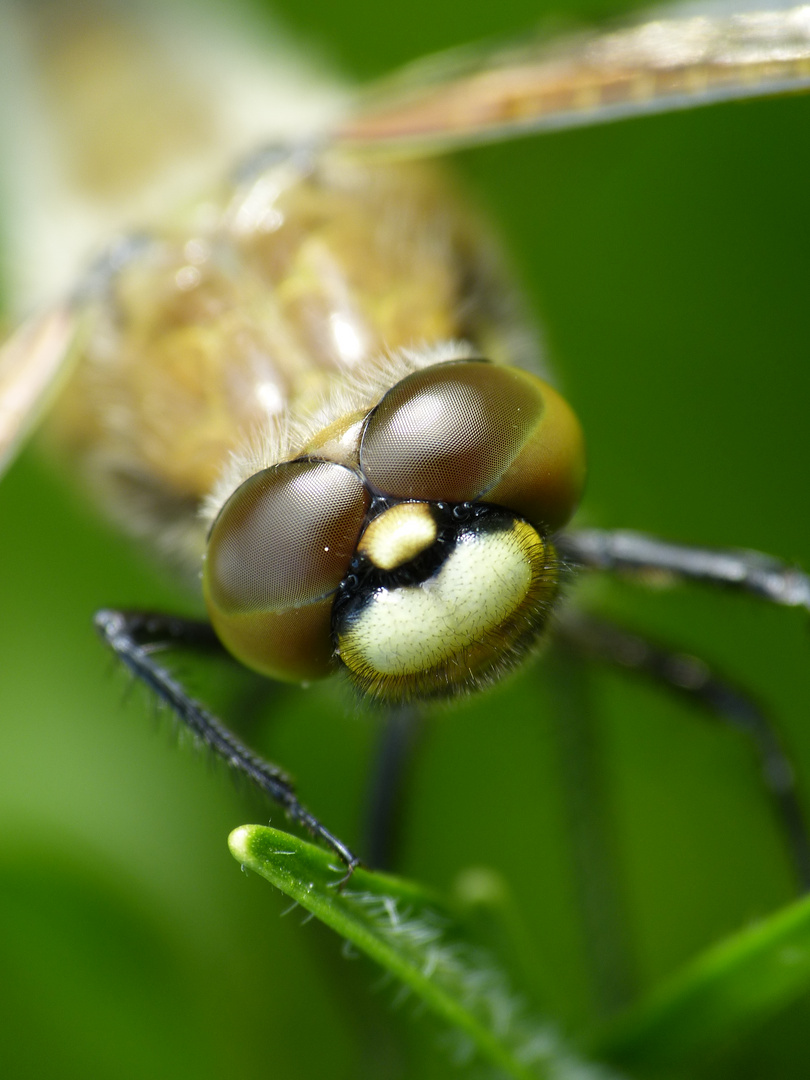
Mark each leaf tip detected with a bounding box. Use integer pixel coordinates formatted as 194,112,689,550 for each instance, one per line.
228,824,257,864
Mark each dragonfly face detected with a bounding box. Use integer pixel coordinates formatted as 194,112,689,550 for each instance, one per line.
1,0,810,1071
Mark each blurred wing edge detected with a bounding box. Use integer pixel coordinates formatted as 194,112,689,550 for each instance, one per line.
0,305,82,478
336,3,810,156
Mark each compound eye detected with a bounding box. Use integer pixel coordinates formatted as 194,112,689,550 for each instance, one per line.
360,360,535,502
360,360,585,532
204,460,369,681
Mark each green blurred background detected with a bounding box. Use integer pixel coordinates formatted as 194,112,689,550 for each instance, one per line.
1,0,810,1076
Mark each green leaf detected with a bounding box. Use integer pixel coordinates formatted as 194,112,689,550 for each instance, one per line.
597,892,810,1071
229,825,618,1080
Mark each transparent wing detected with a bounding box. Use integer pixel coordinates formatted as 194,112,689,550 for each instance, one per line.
336,3,810,156
0,0,343,476
0,304,83,478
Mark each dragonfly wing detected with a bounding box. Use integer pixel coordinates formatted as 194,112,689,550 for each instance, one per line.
0,304,82,478
0,0,344,313
336,3,810,156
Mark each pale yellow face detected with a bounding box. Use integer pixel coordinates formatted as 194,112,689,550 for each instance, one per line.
356,502,437,571
336,509,553,699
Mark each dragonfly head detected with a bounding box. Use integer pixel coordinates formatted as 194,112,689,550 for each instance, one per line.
203,359,585,700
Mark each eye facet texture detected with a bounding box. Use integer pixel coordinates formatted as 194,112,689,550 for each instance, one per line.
360,360,538,501
360,360,585,532
204,460,369,680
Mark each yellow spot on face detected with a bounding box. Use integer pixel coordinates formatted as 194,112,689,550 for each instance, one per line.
343,524,537,677
357,502,437,571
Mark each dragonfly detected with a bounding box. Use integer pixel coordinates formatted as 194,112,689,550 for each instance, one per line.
1,0,810,935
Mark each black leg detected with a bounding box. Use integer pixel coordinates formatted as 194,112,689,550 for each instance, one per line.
556,610,810,891
94,609,361,875
544,642,637,1016
363,705,424,871
559,529,810,611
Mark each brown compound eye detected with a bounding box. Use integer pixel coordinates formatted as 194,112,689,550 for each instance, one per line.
359,360,585,533
203,460,369,682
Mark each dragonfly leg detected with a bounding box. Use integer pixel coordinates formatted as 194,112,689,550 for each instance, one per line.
544,641,638,1014
559,529,810,611
556,610,810,892
94,608,361,874
363,705,425,870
